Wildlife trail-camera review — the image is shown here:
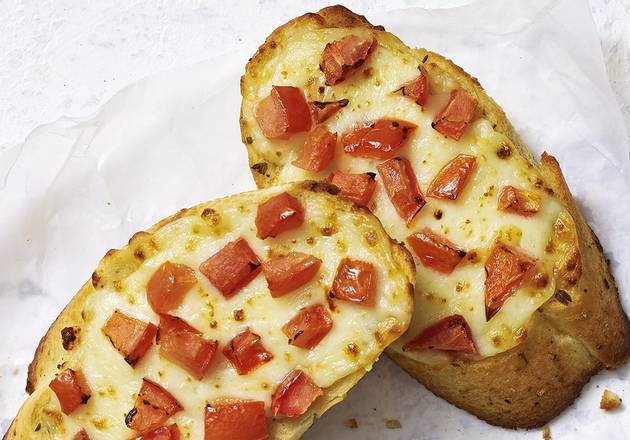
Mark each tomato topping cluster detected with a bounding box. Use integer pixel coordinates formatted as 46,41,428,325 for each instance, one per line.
61,189,383,436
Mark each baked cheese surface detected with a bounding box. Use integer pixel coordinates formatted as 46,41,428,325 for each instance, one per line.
241,24,570,361
37,184,412,439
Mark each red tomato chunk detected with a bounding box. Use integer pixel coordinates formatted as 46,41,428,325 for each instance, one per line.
309,99,349,123
102,310,157,367
223,328,274,375
282,304,333,349
432,89,478,140
147,261,197,314
292,126,337,172
330,258,377,306
255,192,304,239
377,157,425,225
158,315,218,379
485,242,537,320
199,239,261,298
498,185,541,216
407,228,466,274
49,368,91,415
320,35,375,86
205,400,268,440
327,171,377,206
254,86,311,139
427,154,476,200
262,252,322,297
271,369,323,417
401,66,429,106
403,314,477,354
133,424,180,440
126,378,182,433
342,119,417,160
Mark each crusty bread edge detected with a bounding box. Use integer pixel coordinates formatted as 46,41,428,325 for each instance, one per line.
4,180,416,440
239,4,630,429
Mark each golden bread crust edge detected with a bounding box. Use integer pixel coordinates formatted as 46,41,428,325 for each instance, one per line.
4,180,415,440
239,4,630,428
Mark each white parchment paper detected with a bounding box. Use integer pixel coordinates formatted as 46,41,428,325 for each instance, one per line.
1,0,629,438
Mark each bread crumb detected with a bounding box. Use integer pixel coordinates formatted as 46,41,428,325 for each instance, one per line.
600,389,622,410
542,425,551,439
343,418,358,429
385,419,402,429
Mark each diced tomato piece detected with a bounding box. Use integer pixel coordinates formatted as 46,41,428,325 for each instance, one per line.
49,368,91,415
199,239,261,298
377,157,425,224
485,242,537,320
223,328,273,375
205,400,268,440
126,378,182,433
271,369,323,417
282,304,333,349
292,126,337,172
254,86,311,139
327,171,377,206
133,424,180,440
102,310,157,367
309,99,349,123
255,192,304,239
262,252,322,297
403,315,477,354
320,35,375,86
498,185,541,216
342,119,417,160
330,258,377,306
147,261,197,314
158,315,218,379
407,229,466,274
400,66,429,106
73,430,91,440
432,89,478,140
427,154,476,200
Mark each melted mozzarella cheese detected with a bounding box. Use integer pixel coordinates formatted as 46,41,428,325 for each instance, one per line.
60,186,410,439
241,27,569,362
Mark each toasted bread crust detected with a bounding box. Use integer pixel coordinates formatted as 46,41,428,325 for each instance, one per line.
240,4,630,428
5,180,415,440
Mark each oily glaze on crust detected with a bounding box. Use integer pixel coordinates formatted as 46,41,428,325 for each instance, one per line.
4,181,414,440
240,5,630,428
